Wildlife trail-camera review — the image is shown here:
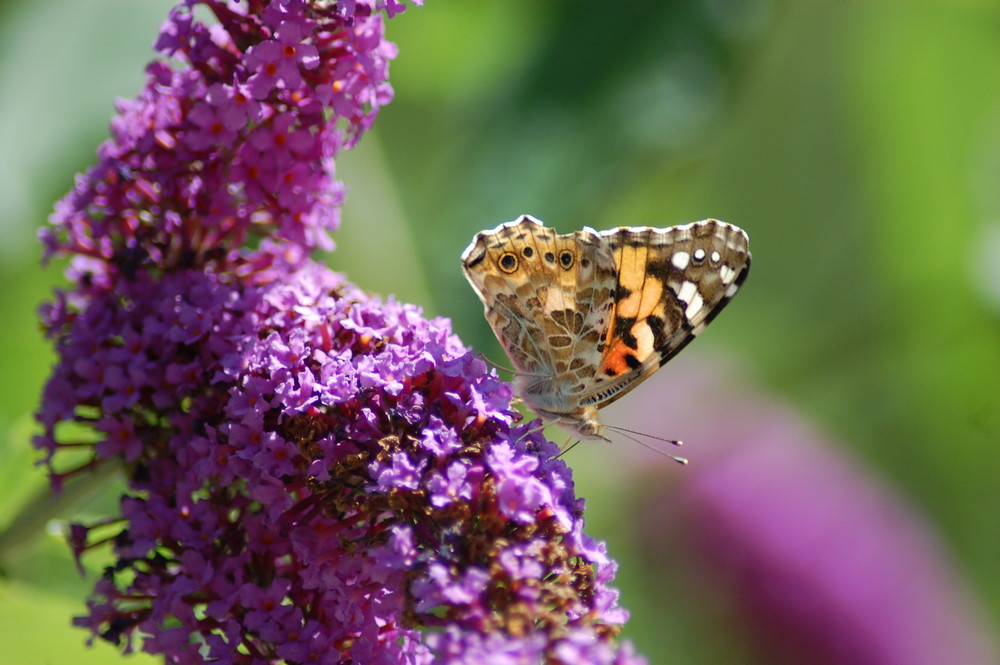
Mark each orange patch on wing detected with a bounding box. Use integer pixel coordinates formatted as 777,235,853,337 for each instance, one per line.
613,243,664,321
599,341,635,377
599,321,655,377
632,280,664,320
614,245,648,293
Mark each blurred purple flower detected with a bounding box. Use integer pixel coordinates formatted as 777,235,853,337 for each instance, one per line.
603,356,999,665
34,1,643,663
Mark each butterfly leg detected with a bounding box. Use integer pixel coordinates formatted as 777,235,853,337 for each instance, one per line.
556,437,581,459
514,419,547,445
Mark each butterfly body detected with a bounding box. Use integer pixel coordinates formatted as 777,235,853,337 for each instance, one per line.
461,215,750,442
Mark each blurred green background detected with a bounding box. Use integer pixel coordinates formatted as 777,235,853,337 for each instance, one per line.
2,1,1000,663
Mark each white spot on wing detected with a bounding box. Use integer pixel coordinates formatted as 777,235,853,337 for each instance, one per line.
677,280,697,305
685,290,705,320
711,250,721,263
671,251,691,270
634,320,655,356
693,248,706,262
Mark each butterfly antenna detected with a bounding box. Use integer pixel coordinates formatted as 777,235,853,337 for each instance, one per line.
605,425,683,448
606,426,687,465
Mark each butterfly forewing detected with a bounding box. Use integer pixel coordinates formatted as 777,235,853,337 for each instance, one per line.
579,220,750,409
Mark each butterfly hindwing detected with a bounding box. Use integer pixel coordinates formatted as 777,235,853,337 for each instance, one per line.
461,216,618,416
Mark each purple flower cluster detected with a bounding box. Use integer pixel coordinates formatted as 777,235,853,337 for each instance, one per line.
35,2,645,663
41,0,400,276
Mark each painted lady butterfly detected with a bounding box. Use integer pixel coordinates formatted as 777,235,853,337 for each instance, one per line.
461,214,750,442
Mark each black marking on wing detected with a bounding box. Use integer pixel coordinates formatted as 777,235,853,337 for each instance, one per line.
613,316,639,350
646,314,667,348
464,251,486,269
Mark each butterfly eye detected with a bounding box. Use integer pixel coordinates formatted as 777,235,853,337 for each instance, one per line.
498,252,519,273
559,250,574,269
544,251,556,264
522,246,534,259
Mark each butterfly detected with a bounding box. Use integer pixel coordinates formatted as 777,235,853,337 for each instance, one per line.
461,214,750,443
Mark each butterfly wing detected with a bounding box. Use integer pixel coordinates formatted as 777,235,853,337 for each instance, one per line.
461,215,618,418
579,219,751,409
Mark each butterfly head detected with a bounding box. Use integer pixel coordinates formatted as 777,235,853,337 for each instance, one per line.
535,404,611,443
570,410,612,443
